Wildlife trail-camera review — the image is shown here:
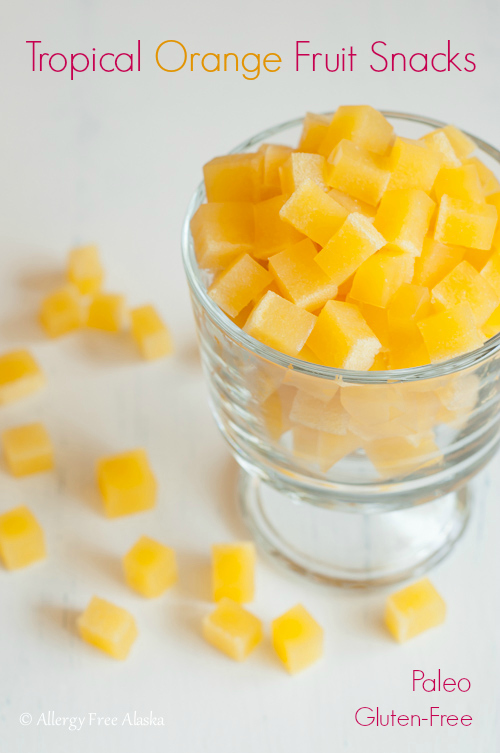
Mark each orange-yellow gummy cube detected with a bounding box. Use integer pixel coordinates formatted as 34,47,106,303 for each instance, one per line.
419,131,460,169
464,156,500,196
40,286,84,337
212,541,255,603
202,597,263,661
315,213,386,286
279,179,348,246
387,283,432,329
388,137,441,192
244,291,316,357
412,237,465,289
190,202,254,270
433,164,484,204
203,152,263,203
327,187,376,219
272,604,323,674
432,125,476,160
298,112,331,153
434,195,497,250
68,244,104,295
350,248,415,309
326,139,390,206
0,505,46,570
130,305,173,360
2,423,54,477
432,260,498,326
209,254,272,317
0,350,45,406
253,195,303,259
269,238,338,311
385,578,446,642
417,302,485,363
483,305,500,338
97,449,157,518
77,596,138,660
488,192,500,250
318,105,394,158
374,189,435,256
87,293,127,332
259,143,293,194
307,300,381,369
123,536,177,598
481,249,500,296
280,152,326,196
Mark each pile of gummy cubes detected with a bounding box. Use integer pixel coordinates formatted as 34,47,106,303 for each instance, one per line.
192,105,500,370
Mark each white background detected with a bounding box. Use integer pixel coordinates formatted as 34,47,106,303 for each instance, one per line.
1,0,500,751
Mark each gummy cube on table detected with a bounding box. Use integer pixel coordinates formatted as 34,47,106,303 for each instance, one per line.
130,305,173,360
412,237,465,289
97,449,157,518
77,596,138,660
349,248,415,309
318,105,394,158
1,423,54,477
209,254,272,318
387,137,441,192
434,195,497,251
419,131,460,169
272,604,323,674
306,300,381,370
40,286,84,338
279,179,348,247
123,536,177,598
212,541,255,603
433,125,476,160
269,238,338,311
202,598,263,661
314,213,386,286
433,164,484,204
258,143,293,196
364,433,441,478
327,187,376,220
385,578,446,642
0,350,45,406
68,244,104,295
373,189,435,256
253,195,303,260
326,139,391,206
87,293,127,332
432,260,498,326
463,156,500,197
203,152,263,203
190,202,254,270
298,112,331,153
244,291,316,357
0,506,46,570
417,302,485,363
279,152,327,196
481,249,500,296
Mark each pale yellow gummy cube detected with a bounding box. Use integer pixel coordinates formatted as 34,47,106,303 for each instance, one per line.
77,596,138,660
2,423,54,477
350,248,415,309
412,237,465,289
315,213,386,286
464,156,500,196
385,578,446,643
290,390,348,435
97,449,157,518
123,536,177,598
292,425,321,463
365,433,441,478
306,300,381,369
374,189,435,256
298,112,331,153
433,163,484,204
388,137,441,192
0,505,46,570
279,179,348,247
318,430,362,472
417,302,485,363
203,152,263,203
434,195,497,250
269,238,337,311
432,260,499,326
258,385,296,440
280,152,326,196
253,195,304,259
130,305,173,360
326,139,390,206
419,131,460,169
318,105,394,158
68,245,104,295
202,597,263,661
272,604,323,674
212,541,255,603
87,293,127,332
209,254,272,317
244,291,316,357
0,350,45,406
190,202,254,269
40,286,85,337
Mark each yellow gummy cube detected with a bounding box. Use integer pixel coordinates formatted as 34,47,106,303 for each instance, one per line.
0,350,45,406
318,430,362,472
340,384,404,427
432,260,498,326
487,192,500,251
483,304,500,338
318,105,394,158
481,249,500,296
190,202,254,270
253,195,303,259
87,293,127,332
202,598,263,661
315,212,386,286
435,125,476,159
465,247,492,272
272,604,323,674
130,305,173,360
68,244,104,295
258,143,293,194
387,283,431,329
434,195,497,250
412,236,465,289
97,449,157,518
417,302,485,363
40,286,84,338
419,131,460,169
77,596,138,660
365,433,441,478
279,179,348,247
209,254,272,318
327,187,376,219
385,578,446,643
203,152,263,203
258,385,296,440
388,137,441,192
298,112,331,153
290,390,348,435
1,423,54,477
369,351,390,371
388,327,430,369
433,164,484,203
280,152,326,196
352,301,389,348
326,139,390,206
212,541,255,603
244,291,316,357
123,536,177,598
306,300,381,369
269,238,337,311
464,156,500,196
374,189,435,256
0,505,46,570
350,248,415,309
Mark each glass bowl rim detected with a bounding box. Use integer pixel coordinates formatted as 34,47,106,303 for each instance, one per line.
181,110,500,385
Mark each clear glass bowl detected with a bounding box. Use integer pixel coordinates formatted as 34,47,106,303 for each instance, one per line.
182,112,500,587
